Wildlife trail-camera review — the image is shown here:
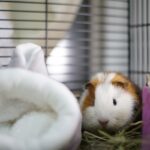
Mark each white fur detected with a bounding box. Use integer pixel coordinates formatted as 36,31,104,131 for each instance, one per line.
0,68,82,150
91,72,116,83
80,73,136,131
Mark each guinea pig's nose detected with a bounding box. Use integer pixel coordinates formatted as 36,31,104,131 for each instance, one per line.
99,120,109,127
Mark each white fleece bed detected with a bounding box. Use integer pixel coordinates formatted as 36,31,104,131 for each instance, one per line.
0,68,81,150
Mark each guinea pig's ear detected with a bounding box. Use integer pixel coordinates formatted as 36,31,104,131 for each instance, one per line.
85,82,93,89
112,73,129,89
112,81,128,89
85,78,99,89
85,82,95,92
84,82,95,98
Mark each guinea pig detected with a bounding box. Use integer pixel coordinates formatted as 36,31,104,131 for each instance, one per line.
79,72,140,132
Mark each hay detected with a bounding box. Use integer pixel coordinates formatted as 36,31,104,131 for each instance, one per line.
79,121,142,150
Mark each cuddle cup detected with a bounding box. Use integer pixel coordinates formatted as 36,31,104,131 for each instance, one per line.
0,68,82,150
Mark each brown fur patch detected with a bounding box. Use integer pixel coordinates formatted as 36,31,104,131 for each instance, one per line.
111,73,140,103
82,79,101,111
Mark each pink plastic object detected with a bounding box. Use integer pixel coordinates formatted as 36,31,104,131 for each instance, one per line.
142,86,150,150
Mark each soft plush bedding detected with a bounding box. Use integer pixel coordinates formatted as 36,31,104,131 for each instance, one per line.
0,43,82,150
0,68,81,150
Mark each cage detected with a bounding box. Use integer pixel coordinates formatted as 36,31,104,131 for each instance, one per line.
0,0,129,93
0,0,149,149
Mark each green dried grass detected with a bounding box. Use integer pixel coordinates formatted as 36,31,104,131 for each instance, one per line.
79,121,142,150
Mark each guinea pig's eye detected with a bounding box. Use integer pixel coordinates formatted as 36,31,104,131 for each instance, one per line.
113,99,117,106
